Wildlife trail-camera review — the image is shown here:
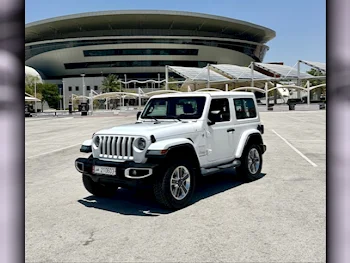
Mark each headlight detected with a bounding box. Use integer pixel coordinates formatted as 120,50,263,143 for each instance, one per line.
94,136,100,147
136,138,146,150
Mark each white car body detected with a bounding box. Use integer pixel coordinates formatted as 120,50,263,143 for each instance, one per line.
87,91,263,173
76,91,266,209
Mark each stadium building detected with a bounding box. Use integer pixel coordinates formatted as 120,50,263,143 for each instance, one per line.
25,10,276,106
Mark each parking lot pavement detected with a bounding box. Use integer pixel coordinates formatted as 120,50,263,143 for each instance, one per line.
25,111,326,262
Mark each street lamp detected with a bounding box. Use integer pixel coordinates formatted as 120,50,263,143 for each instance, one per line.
124,74,127,89
158,73,160,89
81,73,85,103
34,78,37,113
62,80,66,110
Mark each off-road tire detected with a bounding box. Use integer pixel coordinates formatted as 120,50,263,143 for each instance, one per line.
153,160,196,210
82,174,117,197
236,144,263,182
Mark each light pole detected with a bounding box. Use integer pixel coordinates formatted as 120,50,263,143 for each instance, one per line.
62,80,66,110
124,74,127,89
158,73,160,89
34,79,37,113
81,73,85,103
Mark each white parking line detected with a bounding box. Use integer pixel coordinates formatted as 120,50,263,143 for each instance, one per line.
271,129,318,167
25,143,81,160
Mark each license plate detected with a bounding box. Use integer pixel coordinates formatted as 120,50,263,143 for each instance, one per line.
93,166,117,176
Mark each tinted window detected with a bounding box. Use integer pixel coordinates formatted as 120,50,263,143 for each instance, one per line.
234,98,257,119
141,97,206,119
64,60,216,69
68,86,72,91
86,86,90,90
94,86,98,90
75,86,79,91
83,49,198,57
208,98,230,122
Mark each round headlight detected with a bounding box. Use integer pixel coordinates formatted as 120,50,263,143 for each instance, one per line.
94,136,100,147
136,138,146,150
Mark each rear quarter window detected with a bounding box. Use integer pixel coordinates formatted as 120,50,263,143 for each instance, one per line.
234,98,257,119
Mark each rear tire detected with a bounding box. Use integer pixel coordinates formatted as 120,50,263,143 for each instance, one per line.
236,144,263,182
82,174,117,197
153,160,196,210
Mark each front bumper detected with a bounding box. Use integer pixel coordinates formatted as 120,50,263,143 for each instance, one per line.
75,157,159,188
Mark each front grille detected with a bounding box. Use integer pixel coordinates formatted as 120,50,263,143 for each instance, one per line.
98,135,135,160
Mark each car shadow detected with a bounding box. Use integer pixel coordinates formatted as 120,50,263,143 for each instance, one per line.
77,169,266,217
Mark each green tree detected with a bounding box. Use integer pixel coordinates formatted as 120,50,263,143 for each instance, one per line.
161,77,180,90
307,68,326,85
25,75,41,96
37,83,61,109
101,74,122,93
306,68,326,95
25,86,34,96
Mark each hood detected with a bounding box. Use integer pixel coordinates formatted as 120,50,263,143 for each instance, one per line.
95,120,201,139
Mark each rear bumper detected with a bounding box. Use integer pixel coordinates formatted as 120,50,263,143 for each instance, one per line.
75,157,159,188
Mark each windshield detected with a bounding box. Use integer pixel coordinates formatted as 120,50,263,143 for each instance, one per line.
141,96,206,120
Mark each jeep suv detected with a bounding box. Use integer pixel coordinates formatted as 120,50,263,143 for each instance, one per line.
75,92,266,210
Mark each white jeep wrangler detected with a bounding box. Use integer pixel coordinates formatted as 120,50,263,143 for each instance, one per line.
75,92,266,210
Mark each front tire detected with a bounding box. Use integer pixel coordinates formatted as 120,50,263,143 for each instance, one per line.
82,174,117,197
153,160,196,210
236,144,263,182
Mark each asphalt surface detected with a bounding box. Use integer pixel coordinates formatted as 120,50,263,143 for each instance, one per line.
25,110,326,262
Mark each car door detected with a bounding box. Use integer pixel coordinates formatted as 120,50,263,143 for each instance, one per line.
206,97,235,164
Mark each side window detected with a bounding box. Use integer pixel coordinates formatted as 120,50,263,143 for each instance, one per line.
209,98,230,122
234,98,257,119
243,98,257,118
234,99,245,119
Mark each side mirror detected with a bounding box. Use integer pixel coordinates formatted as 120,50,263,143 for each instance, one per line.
208,110,220,126
207,119,215,126
136,111,141,119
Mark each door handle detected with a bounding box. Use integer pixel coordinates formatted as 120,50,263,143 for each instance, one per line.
227,128,235,132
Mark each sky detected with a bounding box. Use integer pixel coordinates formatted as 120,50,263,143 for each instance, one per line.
25,0,326,67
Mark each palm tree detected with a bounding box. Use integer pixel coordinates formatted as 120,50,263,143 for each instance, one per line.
101,74,122,93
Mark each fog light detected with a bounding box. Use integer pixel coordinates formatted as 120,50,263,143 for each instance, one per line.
131,169,137,176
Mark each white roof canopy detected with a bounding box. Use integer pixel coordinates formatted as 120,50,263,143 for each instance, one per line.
168,66,229,82
164,60,326,85
254,63,313,79
25,96,40,102
299,60,326,73
210,64,271,80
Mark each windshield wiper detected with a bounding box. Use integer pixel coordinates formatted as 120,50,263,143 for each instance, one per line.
144,117,160,123
167,116,182,122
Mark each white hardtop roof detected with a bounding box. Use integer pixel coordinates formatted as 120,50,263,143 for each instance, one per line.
150,91,255,99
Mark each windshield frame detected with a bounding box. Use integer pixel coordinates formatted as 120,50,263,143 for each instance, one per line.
140,96,207,120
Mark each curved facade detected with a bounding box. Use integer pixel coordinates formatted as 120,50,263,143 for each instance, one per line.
25,10,276,80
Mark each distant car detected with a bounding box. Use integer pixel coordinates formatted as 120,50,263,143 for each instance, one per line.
25,105,32,117
75,91,266,210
